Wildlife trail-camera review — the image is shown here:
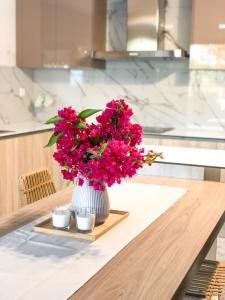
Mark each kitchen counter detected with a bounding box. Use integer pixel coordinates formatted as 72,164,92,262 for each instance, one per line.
142,144,225,169
143,128,225,142
1,122,225,143
0,122,53,139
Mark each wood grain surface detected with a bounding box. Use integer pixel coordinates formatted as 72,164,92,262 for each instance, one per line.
0,130,66,217
1,175,225,300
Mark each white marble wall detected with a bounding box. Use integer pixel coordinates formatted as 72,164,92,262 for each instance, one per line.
1,60,225,131
0,67,57,125
0,0,225,131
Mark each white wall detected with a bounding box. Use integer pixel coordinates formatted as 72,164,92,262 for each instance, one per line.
0,0,16,66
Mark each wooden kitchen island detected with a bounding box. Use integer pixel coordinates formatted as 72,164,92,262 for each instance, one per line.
1,175,225,300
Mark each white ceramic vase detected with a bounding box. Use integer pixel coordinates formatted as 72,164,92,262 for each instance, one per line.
72,176,110,224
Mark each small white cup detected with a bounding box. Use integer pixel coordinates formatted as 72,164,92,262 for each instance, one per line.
52,207,71,229
75,208,95,232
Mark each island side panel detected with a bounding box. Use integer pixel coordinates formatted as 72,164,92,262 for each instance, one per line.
142,136,225,182
0,130,66,216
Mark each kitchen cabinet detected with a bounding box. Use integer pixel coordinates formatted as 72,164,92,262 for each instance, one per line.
16,0,106,68
192,0,225,44
190,0,225,69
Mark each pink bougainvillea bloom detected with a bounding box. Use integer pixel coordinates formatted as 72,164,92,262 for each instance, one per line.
78,177,84,186
50,99,160,190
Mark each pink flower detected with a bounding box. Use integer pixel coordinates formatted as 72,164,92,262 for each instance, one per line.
49,99,160,190
78,177,84,186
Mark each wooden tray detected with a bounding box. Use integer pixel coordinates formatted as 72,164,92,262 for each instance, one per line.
33,209,129,241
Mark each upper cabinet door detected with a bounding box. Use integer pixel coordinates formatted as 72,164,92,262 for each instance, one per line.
55,0,106,68
41,0,57,67
190,0,225,69
192,0,225,44
56,0,85,68
16,0,56,68
16,0,106,68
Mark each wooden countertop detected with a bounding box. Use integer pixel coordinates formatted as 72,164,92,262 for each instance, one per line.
1,175,225,300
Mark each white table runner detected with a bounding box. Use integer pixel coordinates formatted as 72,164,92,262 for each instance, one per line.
0,182,186,300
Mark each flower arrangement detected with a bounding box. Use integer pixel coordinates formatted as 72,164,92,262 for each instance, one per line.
46,99,162,191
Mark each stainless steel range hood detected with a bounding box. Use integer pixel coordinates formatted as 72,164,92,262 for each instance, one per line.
92,0,188,60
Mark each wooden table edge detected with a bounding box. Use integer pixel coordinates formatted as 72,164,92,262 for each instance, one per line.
1,175,225,300
172,211,225,299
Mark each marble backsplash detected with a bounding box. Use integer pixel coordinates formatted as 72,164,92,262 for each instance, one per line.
1,59,225,130
0,0,225,131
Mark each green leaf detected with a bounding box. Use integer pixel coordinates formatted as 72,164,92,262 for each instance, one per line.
44,132,62,147
75,121,87,129
87,151,98,159
89,136,100,146
78,109,102,119
87,143,108,159
98,143,107,155
111,117,119,126
45,115,62,124
66,181,72,187
62,166,69,170
71,143,79,151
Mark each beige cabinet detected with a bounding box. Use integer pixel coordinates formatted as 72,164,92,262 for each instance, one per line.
0,131,66,217
190,0,225,69
16,0,106,68
192,0,225,44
